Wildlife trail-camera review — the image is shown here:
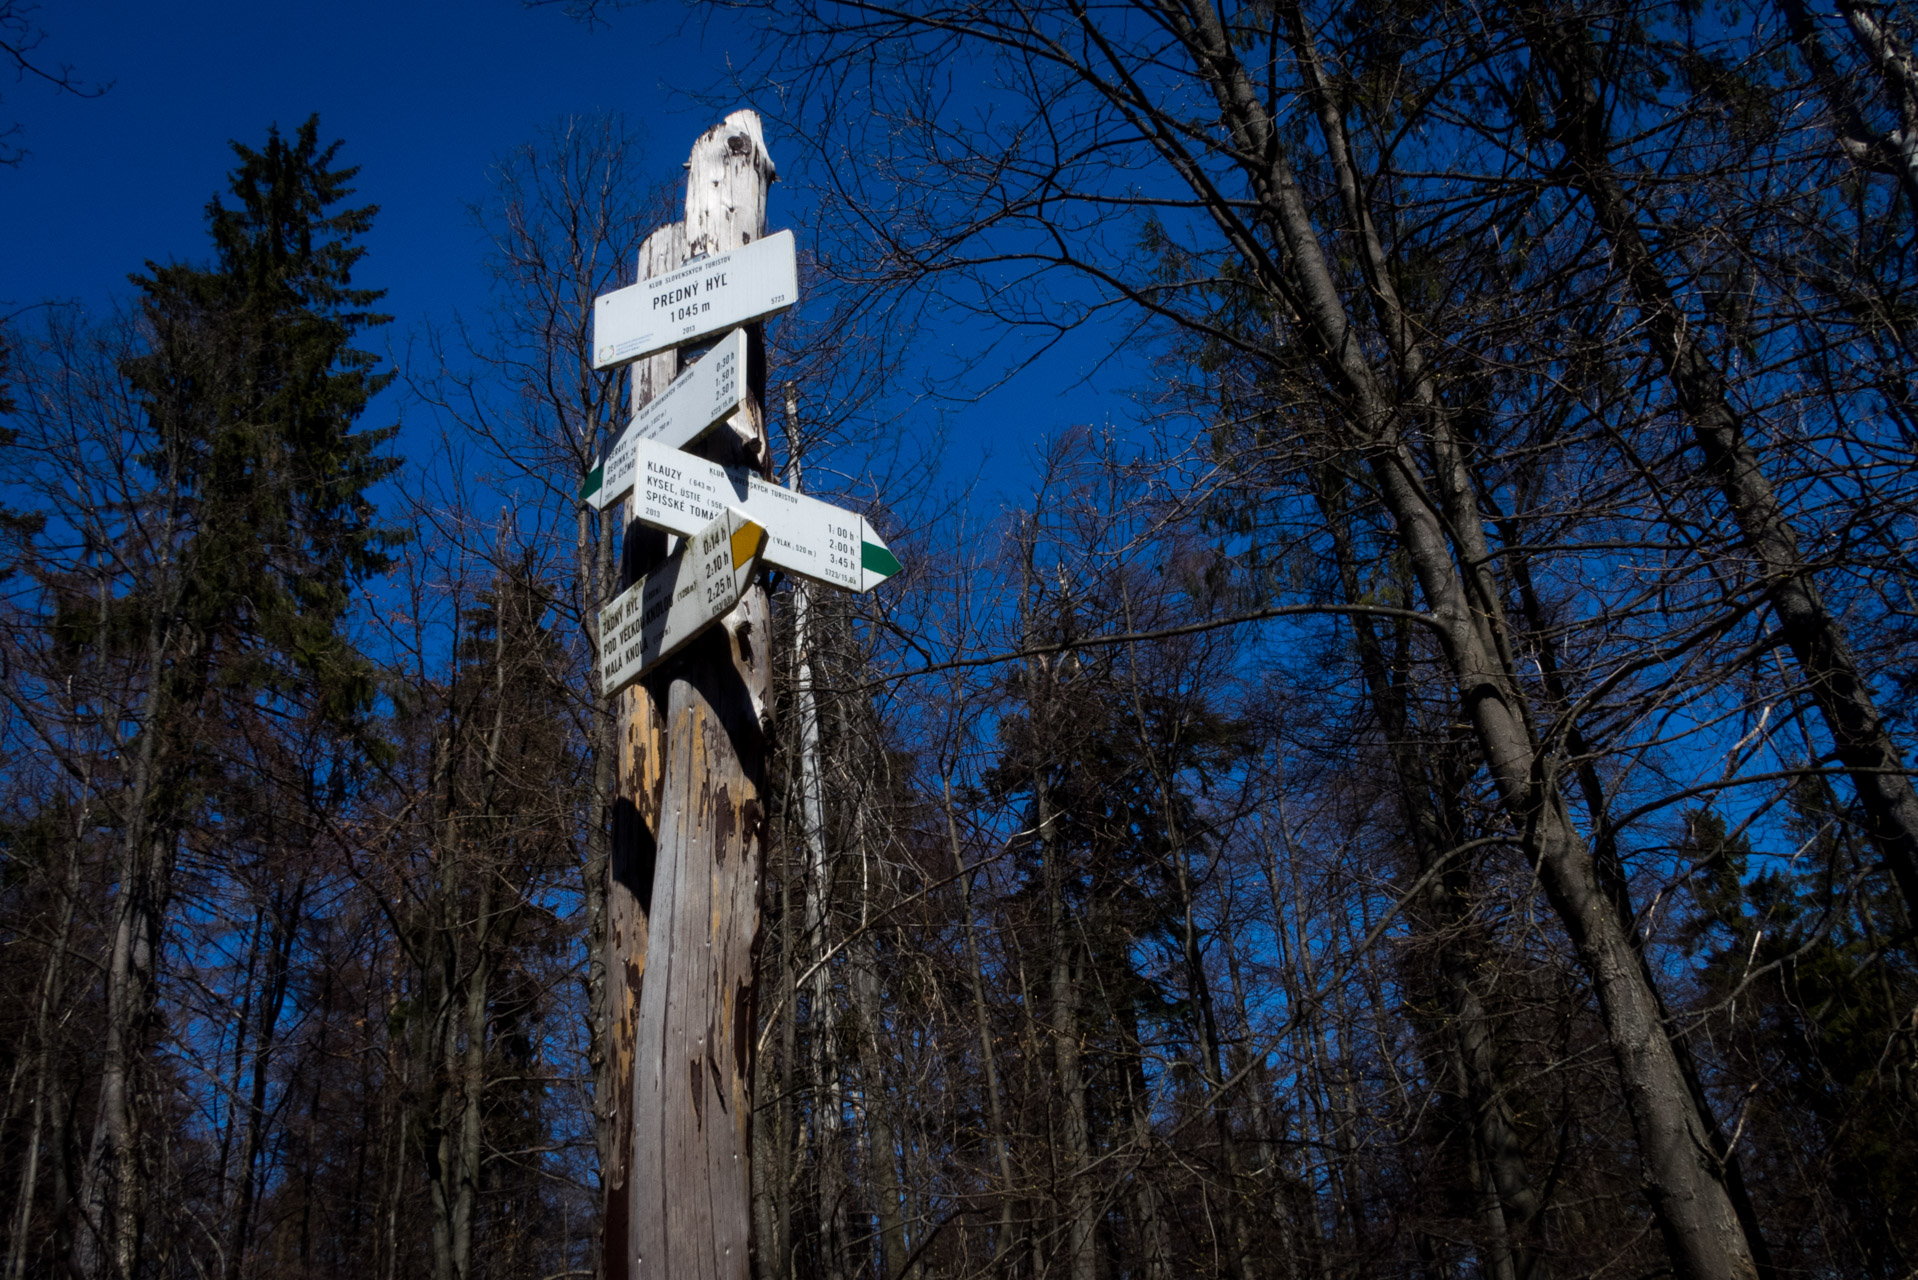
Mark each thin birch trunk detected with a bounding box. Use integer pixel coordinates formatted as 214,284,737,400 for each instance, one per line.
788,427,851,1280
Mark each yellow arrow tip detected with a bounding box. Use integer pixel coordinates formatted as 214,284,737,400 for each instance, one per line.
730,519,767,570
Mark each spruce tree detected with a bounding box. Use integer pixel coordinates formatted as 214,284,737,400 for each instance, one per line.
70,115,398,1280
121,112,400,724
1681,798,1918,1274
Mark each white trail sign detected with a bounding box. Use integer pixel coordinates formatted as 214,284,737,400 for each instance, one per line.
592,230,796,370
627,438,902,593
597,508,767,696
582,328,747,509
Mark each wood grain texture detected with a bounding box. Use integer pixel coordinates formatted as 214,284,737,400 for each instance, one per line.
604,220,686,1280
626,111,775,1280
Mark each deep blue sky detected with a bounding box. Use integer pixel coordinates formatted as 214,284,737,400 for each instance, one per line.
1,0,1135,513
3,0,733,339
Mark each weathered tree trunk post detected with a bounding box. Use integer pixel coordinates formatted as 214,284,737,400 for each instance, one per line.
602,217,687,1280
622,110,777,1280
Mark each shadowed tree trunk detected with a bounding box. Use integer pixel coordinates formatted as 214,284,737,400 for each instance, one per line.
1522,6,1918,925
602,216,685,1280
625,111,777,1280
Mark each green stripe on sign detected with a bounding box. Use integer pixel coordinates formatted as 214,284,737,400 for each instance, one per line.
861,541,902,579
579,463,603,501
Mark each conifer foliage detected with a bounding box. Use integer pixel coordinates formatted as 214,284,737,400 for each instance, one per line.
13,9,1918,1278
120,114,400,724
0,117,427,1280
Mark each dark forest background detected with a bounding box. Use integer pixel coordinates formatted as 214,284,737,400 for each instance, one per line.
4,1,1918,1278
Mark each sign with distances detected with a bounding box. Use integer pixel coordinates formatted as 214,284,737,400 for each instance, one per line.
627,438,902,594
597,508,767,696
592,230,796,370
582,328,748,509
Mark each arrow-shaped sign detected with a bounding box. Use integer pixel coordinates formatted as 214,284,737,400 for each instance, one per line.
582,328,748,508
593,230,797,370
626,438,902,593
597,508,768,696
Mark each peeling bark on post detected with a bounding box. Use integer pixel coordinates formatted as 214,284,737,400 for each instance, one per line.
626,111,776,1280
603,220,686,1280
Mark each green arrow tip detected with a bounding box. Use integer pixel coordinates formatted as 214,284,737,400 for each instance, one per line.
861,541,902,579
580,464,604,501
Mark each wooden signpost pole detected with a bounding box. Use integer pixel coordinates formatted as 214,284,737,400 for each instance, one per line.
618,111,776,1280
603,218,687,1277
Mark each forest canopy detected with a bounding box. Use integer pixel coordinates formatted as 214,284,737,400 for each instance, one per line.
4,1,1918,1278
